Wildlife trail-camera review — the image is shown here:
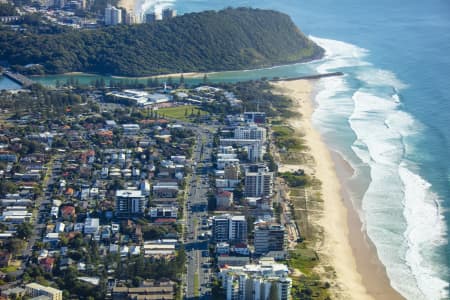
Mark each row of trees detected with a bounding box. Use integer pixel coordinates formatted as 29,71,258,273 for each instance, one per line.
220,80,296,118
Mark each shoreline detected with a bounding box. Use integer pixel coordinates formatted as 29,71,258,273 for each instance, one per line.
31,71,206,80
331,150,404,300
272,79,403,300
29,54,328,82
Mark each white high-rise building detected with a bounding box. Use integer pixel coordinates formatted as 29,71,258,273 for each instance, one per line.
234,124,266,143
219,259,292,300
116,189,147,217
244,164,273,198
230,215,247,243
105,5,122,25
213,214,248,244
125,11,142,24
254,222,286,255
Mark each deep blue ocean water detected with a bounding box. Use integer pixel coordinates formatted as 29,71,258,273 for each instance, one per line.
1,0,449,298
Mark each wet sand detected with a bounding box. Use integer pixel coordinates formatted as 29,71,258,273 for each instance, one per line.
272,79,403,300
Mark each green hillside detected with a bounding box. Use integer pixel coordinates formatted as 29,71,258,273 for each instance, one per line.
0,7,324,76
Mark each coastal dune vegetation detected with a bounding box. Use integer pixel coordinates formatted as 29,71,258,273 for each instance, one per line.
0,7,324,76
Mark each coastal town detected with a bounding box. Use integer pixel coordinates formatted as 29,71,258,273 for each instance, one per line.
0,0,420,299
0,0,177,29
0,70,337,300
2,0,448,297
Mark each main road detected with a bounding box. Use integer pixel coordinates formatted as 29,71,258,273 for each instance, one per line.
183,124,216,300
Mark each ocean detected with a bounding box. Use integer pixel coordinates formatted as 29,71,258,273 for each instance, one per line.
1,0,449,298
147,1,450,299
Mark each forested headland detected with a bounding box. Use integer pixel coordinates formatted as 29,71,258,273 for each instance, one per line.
0,7,324,76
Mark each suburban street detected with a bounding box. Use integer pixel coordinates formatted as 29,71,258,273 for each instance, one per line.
14,155,58,279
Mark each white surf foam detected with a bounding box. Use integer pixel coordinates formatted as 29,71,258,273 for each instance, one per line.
350,91,447,299
313,80,353,138
311,36,449,300
399,165,449,300
310,36,371,74
356,68,408,90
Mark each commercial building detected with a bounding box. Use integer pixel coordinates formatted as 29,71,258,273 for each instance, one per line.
244,164,273,198
153,181,179,198
112,280,175,300
108,90,171,106
25,283,62,300
115,189,147,217
212,214,247,244
219,259,291,300
149,205,178,218
254,222,286,255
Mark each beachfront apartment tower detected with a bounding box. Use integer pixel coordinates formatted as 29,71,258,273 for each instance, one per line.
219,259,292,300
244,164,273,198
254,222,287,255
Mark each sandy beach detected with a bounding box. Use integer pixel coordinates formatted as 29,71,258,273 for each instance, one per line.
272,79,403,300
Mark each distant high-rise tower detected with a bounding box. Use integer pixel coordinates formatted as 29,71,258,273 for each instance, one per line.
145,12,156,23
105,5,122,26
125,11,141,24
162,8,176,20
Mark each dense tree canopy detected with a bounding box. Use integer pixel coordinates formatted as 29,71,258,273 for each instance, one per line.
0,7,324,76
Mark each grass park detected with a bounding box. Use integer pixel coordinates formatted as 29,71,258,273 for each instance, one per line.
156,105,207,122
